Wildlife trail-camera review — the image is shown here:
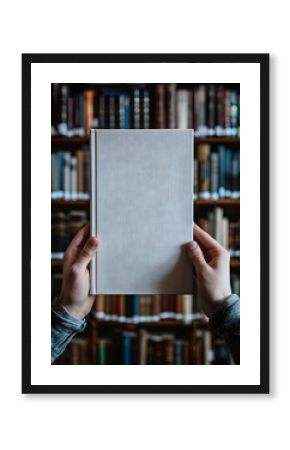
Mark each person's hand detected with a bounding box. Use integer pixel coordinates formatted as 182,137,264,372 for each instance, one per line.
59,224,99,320
187,224,232,318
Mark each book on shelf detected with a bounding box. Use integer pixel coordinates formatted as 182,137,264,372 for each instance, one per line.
195,144,240,200
51,83,240,136
90,129,194,295
55,326,232,365
197,208,240,258
154,83,239,136
99,86,151,129
51,84,98,137
51,149,90,200
93,294,201,323
51,210,88,259
90,327,230,365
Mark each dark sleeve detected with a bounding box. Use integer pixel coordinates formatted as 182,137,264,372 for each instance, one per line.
208,294,240,364
51,297,87,364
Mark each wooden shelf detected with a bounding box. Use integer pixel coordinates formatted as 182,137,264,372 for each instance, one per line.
52,199,89,209
230,259,240,269
51,136,89,145
51,135,239,146
195,136,239,144
195,199,240,206
51,198,239,208
51,259,63,268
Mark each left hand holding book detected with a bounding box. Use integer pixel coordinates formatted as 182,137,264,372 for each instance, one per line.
59,224,99,320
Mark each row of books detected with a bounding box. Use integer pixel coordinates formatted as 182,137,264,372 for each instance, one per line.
51,85,98,137
51,212,239,262
154,84,239,136
51,273,240,305
194,144,240,200
51,83,240,136
51,211,88,258
51,150,90,200
93,295,200,324
57,329,232,365
98,87,151,129
51,145,239,201
51,84,150,135
197,209,240,257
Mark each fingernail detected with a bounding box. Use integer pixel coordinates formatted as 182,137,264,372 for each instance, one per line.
89,237,99,248
187,241,197,251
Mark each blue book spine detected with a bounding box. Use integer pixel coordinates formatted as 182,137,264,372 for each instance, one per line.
124,94,130,129
132,296,140,322
218,145,226,199
123,333,131,365
231,152,240,198
175,341,183,365
225,148,232,198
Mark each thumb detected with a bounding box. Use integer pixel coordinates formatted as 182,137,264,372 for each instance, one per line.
75,236,99,272
187,241,207,273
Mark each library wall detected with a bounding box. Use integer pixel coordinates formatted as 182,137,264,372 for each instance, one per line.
51,83,240,365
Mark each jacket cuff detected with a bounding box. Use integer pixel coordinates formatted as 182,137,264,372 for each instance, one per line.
208,294,240,338
52,297,87,332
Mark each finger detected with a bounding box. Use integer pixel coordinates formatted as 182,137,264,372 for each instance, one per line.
187,241,208,273
63,224,90,267
74,236,99,272
194,224,224,253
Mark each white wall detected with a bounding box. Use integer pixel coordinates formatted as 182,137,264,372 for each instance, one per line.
0,1,284,449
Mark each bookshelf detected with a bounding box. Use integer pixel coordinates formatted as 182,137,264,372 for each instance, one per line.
51,82,240,365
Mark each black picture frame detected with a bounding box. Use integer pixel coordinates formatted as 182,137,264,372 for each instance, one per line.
22,53,269,394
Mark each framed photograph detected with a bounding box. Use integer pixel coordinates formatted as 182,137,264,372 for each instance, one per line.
22,53,269,394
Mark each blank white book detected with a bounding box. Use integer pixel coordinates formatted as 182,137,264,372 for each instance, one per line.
90,129,194,294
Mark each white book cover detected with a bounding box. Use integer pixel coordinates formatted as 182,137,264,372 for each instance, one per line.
90,129,194,295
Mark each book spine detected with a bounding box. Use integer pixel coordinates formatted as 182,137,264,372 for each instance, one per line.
71,156,77,200
210,151,219,199
63,152,71,200
197,84,207,136
214,207,223,245
58,85,68,136
216,85,225,136
76,150,84,198
218,145,226,198
67,95,74,137
132,89,141,129
123,333,132,365
132,295,140,323
225,148,232,198
165,83,176,128
85,90,94,136
207,84,216,136
231,152,240,198
224,89,231,136
222,217,229,250
175,340,183,365
230,90,239,135
182,295,193,323
124,94,130,129
155,84,166,128
109,95,116,129
142,89,150,129
90,130,97,294
197,144,210,199
99,94,105,128
176,90,189,129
